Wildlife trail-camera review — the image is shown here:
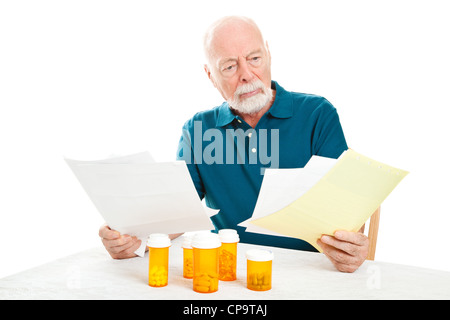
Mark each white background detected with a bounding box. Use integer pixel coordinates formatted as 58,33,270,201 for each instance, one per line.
1,0,449,279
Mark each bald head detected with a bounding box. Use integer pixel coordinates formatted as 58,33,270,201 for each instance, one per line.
202,16,273,116
203,16,266,66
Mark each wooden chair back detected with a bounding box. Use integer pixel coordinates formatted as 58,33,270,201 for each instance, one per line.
367,207,381,261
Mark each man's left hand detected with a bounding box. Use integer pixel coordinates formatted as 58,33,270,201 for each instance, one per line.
317,230,369,273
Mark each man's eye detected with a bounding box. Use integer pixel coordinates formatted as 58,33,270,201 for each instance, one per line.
223,65,236,72
249,57,261,65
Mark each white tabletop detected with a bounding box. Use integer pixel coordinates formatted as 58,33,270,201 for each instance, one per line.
1,237,449,300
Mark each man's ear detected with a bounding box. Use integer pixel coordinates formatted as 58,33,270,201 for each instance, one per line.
204,64,217,88
265,41,271,62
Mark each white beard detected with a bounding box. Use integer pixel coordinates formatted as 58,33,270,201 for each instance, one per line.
227,80,273,115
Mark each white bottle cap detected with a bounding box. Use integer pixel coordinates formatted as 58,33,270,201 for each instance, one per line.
218,229,240,243
147,233,171,248
245,249,274,262
181,234,193,249
191,232,221,249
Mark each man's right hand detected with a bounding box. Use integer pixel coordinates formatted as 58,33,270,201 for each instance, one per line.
98,224,142,259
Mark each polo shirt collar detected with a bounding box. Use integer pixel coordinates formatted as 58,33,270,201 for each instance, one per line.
267,80,294,119
216,103,237,127
215,80,293,127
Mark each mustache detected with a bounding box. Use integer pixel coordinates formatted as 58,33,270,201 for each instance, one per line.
234,80,266,96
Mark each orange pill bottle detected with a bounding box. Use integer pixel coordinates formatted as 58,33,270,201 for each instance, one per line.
218,229,239,281
182,234,194,279
246,249,274,291
191,233,221,293
147,233,171,287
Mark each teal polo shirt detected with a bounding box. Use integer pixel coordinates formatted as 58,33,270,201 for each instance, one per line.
177,81,348,251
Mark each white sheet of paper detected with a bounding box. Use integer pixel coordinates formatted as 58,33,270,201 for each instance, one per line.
65,152,215,257
239,155,338,236
64,151,155,165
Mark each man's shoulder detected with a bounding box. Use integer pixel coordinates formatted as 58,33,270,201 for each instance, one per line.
275,82,336,114
290,91,335,111
286,91,338,120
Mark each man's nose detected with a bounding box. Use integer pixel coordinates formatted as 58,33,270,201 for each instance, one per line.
238,59,255,83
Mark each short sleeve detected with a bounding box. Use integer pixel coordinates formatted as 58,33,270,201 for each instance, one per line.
311,99,348,159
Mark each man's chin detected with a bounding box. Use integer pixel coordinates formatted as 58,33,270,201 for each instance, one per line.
230,103,266,115
230,95,270,114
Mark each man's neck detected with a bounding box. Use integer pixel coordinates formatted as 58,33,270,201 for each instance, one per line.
234,89,276,128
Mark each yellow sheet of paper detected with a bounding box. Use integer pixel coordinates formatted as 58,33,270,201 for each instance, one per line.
250,150,409,252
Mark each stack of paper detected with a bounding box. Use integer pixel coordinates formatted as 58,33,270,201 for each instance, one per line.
65,152,215,256
240,150,408,251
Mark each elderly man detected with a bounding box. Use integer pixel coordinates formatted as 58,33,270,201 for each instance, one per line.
99,16,369,273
